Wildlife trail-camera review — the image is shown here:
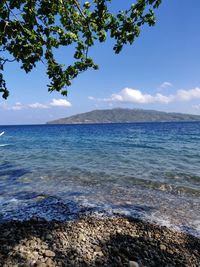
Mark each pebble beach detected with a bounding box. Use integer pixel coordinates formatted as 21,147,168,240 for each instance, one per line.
0,215,199,267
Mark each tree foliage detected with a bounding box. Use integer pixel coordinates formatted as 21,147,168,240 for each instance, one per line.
0,0,161,99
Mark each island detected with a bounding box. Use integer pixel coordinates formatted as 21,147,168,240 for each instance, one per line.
47,108,200,124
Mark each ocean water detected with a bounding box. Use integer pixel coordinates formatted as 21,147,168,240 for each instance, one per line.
0,122,200,236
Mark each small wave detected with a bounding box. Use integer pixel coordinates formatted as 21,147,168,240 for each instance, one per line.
147,213,177,229
193,220,200,231
0,197,19,207
8,198,19,203
121,175,200,196
0,144,9,147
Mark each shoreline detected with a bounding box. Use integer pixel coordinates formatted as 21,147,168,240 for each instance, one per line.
0,215,199,267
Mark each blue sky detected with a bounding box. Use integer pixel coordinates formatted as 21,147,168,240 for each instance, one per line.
1,0,200,124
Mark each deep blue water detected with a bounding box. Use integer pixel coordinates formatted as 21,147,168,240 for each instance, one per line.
0,122,200,236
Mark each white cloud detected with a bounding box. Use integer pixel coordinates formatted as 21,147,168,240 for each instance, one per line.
88,96,95,100
49,98,72,107
110,88,174,104
12,105,24,110
88,96,111,102
176,87,200,101
192,104,200,110
11,102,25,110
0,98,72,111
28,103,48,109
158,82,173,90
89,88,174,104
89,87,200,105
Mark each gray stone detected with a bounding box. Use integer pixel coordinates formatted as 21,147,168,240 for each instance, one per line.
129,261,140,267
44,250,56,257
32,251,39,260
94,251,104,257
35,260,47,267
78,233,86,242
46,234,53,240
160,244,167,251
94,245,102,252
46,258,55,266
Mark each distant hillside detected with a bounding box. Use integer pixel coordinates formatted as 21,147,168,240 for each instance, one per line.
47,108,200,124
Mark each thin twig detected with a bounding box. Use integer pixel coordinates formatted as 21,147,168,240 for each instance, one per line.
5,1,26,32
0,57,16,65
73,0,86,19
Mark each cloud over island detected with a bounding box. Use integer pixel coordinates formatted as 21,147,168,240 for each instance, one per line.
89,87,200,105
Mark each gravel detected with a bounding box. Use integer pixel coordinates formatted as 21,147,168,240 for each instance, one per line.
0,215,199,266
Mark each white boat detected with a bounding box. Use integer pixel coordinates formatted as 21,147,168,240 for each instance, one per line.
0,131,5,136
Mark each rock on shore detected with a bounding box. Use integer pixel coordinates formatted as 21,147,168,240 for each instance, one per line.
0,215,199,267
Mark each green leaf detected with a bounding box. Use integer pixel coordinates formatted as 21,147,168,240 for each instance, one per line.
0,0,162,98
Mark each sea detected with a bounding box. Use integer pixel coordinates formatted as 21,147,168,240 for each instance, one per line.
0,122,200,236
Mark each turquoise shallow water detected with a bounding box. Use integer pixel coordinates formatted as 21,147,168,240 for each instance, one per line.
0,122,200,236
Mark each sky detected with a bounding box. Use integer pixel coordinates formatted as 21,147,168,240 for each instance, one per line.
1,0,200,124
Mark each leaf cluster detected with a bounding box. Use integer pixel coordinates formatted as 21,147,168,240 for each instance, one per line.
0,0,161,98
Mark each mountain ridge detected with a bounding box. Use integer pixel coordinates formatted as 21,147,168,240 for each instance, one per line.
47,108,200,124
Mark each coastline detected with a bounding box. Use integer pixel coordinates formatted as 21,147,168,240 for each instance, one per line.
0,215,199,267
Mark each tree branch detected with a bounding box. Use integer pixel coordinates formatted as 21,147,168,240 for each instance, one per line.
73,0,86,19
